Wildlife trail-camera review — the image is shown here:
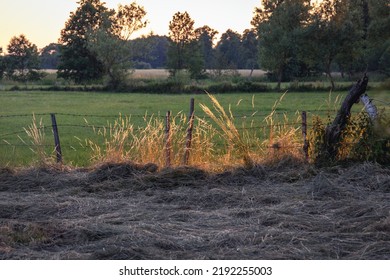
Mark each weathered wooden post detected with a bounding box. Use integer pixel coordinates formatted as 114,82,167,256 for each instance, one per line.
360,94,377,120
318,74,369,162
301,111,309,161
183,98,195,165
165,111,171,167
50,113,62,163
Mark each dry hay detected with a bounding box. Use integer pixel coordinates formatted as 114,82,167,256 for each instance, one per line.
0,161,389,260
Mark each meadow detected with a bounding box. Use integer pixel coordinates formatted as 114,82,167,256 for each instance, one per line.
0,87,389,167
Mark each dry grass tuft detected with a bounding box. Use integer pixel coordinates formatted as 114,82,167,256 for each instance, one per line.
23,114,53,166
200,92,254,168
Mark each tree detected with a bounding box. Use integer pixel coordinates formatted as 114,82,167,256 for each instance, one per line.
252,0,311,89
130,34,169,68
0,47,4,80
86,2,147,89
215,29,243,69
167,11,196,76
306,0,364,89
241,29,259,71
58,0,113,83
186,38,206,79
366,0,390,75
6,34,41,82
40,43,60,69
195,25,218,69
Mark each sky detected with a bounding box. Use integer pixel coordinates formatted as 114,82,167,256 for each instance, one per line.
0,0,260,51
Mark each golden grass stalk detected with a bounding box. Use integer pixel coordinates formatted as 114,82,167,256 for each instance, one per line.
24,114,50,165
87,114,133,163
200,92,254,168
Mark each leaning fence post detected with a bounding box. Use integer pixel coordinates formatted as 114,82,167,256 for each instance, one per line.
165,111,171,167
301,111,309,162
183,98,195,165
50,113,62,163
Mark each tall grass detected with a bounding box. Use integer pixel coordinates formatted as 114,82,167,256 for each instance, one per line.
199,92,254,168
85,112,219,168
84,93,305,169
23,114,52,166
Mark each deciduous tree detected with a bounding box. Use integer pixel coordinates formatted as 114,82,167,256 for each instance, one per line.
215,29,243,70
167,11,196,76
195,25,218,69
252,0,311,89
58,0,112,83
6,34,41,82
86,2,147,89
366,0,390,76
306,0,364,89
0,47,4,80
40,43,60,69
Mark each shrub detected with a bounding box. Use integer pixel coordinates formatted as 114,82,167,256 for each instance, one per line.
309,111,390,165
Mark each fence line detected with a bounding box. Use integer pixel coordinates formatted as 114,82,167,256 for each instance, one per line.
1,98,355,165
0,109,337,120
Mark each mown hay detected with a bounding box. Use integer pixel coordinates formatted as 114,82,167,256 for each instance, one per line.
0,162,389,259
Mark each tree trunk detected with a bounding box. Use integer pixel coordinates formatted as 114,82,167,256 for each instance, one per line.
317,74,369,163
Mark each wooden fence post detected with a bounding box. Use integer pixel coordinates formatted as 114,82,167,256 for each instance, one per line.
50,113,62,163
165,111,171,167
301,111,309,161
183,98,195,165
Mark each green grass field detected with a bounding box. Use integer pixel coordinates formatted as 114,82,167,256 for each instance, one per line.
1,89,389,167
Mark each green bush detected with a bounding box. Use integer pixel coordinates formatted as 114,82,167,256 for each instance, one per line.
310,112,390,165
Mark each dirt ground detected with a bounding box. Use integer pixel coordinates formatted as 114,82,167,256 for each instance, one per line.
0,160,389,260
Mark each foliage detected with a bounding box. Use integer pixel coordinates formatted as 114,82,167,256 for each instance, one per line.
167,11,197,76
252,0,311,90
40,43,60,69
241,29,259,70
58,0,147,88
310,111,390,165
130,35,169,68
86,2,147,90
251,0,389,87
215,29,243,70
366,0,390,75
306,0,364,90
195,26,219,69
57,0,111,83
5,34,42,82
0,47,4,80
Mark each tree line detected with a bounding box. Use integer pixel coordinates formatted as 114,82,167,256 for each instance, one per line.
0,0,389,90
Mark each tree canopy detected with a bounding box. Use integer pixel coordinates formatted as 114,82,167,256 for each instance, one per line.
252,0,390,88
57,0,111,83
167,11,196,76
6,34,41,82
1,0,389,86
57,0,147,86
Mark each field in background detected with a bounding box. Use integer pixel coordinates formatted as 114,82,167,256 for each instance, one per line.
130,69,268,79
0,89,389,167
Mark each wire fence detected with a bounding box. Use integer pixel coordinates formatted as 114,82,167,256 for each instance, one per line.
1,97,387,166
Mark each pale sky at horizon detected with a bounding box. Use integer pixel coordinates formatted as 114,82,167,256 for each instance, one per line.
0,0,260,51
